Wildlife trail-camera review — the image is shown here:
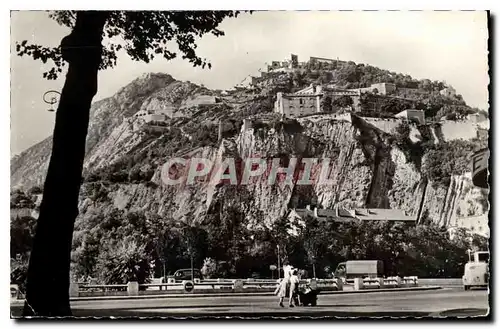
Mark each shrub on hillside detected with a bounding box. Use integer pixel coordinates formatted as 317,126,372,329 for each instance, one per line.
27,185,43,195
332,95,353,109
321,95,333,113
434,105,475,121
392,122,427,169
190,126,219,147
10,190,36,209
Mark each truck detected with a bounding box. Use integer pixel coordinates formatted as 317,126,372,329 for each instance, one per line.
463,251,489,290
333,260,384,280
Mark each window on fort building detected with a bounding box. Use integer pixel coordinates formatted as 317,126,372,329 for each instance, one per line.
300,99,304,105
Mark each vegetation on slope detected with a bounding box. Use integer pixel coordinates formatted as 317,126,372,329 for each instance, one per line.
422,139,488,187
10,208,487,288
390,119,488,188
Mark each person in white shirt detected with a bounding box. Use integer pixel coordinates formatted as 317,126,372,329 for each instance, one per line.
283,265,293,280
289,269,300,307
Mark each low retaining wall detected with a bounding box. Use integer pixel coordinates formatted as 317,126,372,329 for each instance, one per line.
70,277,422,298
70,278,342,298
77,287,280,298
350,276,418,290
418,278,462,287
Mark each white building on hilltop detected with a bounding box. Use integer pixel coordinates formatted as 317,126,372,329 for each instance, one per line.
355,82,396,95
274,84,323,117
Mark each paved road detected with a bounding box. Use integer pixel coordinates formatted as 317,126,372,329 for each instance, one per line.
12,287,489,318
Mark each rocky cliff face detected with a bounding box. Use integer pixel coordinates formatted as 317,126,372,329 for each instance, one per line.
79,112,486,229
11,137,52,190
11,73,488,230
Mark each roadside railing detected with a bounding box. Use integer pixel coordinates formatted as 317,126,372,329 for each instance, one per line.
5,276,421,299
350,276,420,290
67,277,344,298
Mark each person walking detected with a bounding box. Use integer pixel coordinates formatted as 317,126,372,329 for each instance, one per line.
274,275,290,307
289,269,300,307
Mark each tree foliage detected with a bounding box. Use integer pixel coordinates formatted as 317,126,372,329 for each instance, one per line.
10,215,36,292
10,190,37,209
11,215,37,258
13,206,488,284
16,11,242,80
321,95,333,113
435,104,476,121
95,238,151,284
201,257,217,279
332,95,353,109
392,122,427,169
421,139,484,187
11,255,30,293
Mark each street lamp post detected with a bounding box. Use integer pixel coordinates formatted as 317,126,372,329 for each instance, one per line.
191,249,194,282
269,265,277,280
277,245,280,280
182,222,195,282
43,90,61,112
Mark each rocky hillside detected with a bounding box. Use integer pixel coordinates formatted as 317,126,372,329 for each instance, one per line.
11,73,210,188
11,71,488,230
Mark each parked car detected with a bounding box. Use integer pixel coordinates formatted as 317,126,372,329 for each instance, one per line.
168,268,203,282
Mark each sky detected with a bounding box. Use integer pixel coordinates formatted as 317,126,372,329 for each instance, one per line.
10,10,489,156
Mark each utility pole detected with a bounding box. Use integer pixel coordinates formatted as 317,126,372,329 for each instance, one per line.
191,251,194,282
277,245,281,280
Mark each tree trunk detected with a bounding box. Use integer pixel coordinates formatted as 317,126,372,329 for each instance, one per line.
23,11,108,317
